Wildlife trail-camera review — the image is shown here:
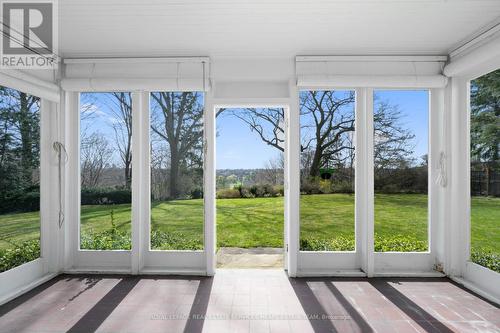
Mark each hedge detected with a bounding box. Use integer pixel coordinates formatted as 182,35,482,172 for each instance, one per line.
81,188,131,205
0,191,40,214
1,234,498,273
216,184,284,199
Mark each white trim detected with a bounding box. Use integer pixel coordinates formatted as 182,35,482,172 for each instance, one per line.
296,270,366,278
0,272,57,306
64,57,210,64
64,92,79,270
0,259,49,305
131,92,147,274
448,78,470,277
0,70,59,102
449,19,500,59
64,268,131,274
298,75,448,89
450,275,500,306
287,80,300,277
204,92,216,276
296,56,448,63
374,271,445,278
444,36,500,78
365,88,375,277
60,78,211,93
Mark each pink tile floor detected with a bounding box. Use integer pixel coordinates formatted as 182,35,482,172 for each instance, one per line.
0,269,498,333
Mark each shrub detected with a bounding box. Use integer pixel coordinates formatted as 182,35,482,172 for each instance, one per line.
300,236,355,251
81,188,131,205
0,190,40,214
79,229,203,251
300,234,428,252
374,234,427,252
191,188,203,199
318,180,333,194
216,188,241,199
471,249,500,273
273,185,284,196
151,230,203,250
331,180,354,194
300,181,322,194
0,239,40,273
80,229,131,250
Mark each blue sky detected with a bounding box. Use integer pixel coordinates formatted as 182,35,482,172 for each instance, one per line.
217,90,429,169
80,90,429,170
374,90,429,163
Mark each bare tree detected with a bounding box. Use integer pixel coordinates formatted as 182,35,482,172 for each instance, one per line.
223,108,285,151
81,132,113,188
220,91,415,178
300,91,356,177
107,93,132,189
262,154,284,185
150,92,203,198
373,100,415,170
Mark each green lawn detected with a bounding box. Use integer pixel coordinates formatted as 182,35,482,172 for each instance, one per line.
1,194,498,255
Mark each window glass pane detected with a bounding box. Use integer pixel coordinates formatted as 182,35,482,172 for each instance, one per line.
470,69,500,272
150,92,204,250
80,92,132,250
373,90,428,252
299,90,356,251
0,86,40,272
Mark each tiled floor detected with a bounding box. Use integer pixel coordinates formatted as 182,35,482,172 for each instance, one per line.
217,247,283,268
0,270,498,333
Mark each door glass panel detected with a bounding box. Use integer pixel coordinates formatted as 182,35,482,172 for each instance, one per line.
470,69,500,272
299,90,356,251
150,92,204,250
0,87,41,271
80,92,132,250
373,90,429,252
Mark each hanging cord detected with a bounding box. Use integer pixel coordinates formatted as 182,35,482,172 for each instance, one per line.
202,61,208,156
53,142,68,228
435,151,447,188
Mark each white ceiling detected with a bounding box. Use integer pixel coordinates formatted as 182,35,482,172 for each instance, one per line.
59,0,500,58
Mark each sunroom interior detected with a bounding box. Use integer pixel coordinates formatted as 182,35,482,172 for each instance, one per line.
0,1,499,332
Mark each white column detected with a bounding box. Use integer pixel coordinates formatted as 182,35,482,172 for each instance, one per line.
447,77,470,277
64,92,80,270
287,79,300,277
40,99,62,273
204,91,216,276
131,91,149,274
430,88,446,267
356,88,374,276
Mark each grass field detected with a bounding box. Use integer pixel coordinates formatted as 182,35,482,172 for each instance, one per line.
1,194,498,255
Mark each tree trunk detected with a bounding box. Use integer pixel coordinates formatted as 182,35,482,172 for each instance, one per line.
124,158,131,189
309,148,322,177
169,150,180,198
19,92,33,186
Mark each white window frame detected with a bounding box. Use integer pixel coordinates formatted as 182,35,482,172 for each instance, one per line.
0,73,61,304
372,88,437,276
447,71,500,303
296,87,366,276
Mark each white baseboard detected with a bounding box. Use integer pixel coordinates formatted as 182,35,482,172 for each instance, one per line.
450,276,500,306
373,271,446,278
0,273,58,306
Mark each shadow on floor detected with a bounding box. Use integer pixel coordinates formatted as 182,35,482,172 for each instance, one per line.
65,275,214,333
0,276,61,317
183,276,214,333
67,277,140,333
289,277,469,333
369,279,455,333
